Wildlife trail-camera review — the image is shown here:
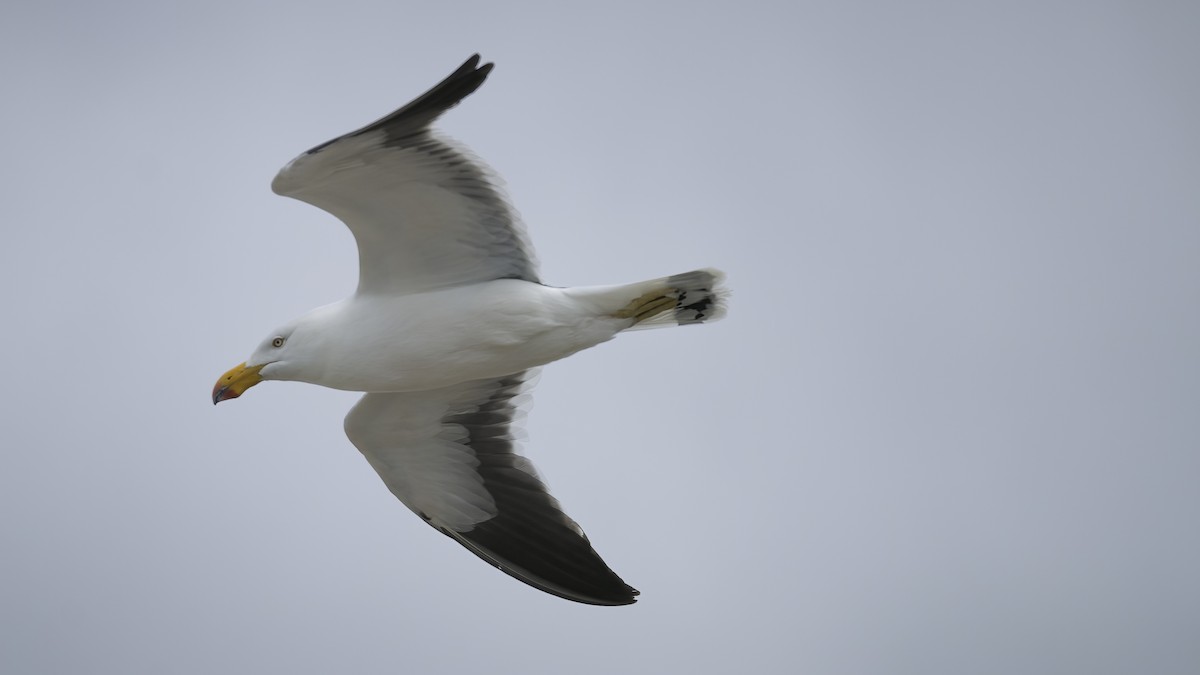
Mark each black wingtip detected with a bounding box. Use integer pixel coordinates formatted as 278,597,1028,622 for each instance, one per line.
445,525,640,606
435,372,642,607
305,54,496,156
462,53,484,70
450,53,490,81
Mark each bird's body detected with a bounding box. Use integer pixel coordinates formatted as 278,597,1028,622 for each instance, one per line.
260,278,659,393
214,55,726,605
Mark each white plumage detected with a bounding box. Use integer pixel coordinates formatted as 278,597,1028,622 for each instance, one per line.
213,55,727,605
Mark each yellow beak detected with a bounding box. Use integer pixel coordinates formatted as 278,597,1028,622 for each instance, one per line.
212,362,265,404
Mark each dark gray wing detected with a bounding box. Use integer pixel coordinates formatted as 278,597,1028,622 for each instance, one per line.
344,371,639,606
271,55,539,295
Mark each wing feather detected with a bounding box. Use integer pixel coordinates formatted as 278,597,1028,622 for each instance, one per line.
271,55,539,295
344,371,639,606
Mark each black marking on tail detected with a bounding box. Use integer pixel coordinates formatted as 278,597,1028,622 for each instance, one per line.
675,288,713,324
668,271,719,325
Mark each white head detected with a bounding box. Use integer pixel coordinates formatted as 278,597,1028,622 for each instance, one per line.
212,315,325,404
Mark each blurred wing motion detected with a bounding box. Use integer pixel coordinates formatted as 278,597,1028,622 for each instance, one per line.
270,54,539,295
344,371,639,606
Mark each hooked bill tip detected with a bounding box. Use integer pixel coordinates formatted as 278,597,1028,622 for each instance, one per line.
212,384,240,405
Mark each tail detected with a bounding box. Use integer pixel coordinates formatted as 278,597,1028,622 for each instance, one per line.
611,268,728,330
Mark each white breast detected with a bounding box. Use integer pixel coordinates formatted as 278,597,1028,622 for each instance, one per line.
305,280,627,393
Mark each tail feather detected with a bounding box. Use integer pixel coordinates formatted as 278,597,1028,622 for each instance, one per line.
614,268,728,330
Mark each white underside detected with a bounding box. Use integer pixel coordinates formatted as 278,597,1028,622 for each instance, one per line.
258,279,637,393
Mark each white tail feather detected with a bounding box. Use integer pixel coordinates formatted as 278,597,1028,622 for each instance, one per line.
612,268,729,330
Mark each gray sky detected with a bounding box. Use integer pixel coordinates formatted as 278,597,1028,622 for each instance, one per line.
2,1,1197,673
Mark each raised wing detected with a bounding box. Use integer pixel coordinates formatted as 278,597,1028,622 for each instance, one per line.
344,371,639,606
271,55,539,295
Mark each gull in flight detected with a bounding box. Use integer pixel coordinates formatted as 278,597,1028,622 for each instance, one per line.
213,55,727,605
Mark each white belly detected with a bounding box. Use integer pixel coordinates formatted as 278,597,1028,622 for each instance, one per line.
309,280,626,392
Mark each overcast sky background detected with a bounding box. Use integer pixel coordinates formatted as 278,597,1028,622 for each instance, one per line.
2,1,1197,673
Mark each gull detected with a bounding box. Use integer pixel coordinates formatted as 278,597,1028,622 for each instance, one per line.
212,55,727,605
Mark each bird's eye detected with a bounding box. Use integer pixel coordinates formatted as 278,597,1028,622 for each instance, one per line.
272,336,286,348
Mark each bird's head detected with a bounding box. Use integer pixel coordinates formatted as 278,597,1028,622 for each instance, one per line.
212,324,301,404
